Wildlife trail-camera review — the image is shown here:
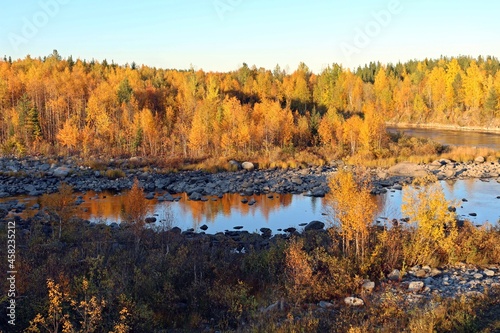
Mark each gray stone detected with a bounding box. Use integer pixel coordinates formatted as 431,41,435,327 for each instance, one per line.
362,281,375,292
189,192,203,201
228,160,241,170
53,166,71,178
387,162,428,177
484,269,495,277
304,220,325,231
473,273,483,279
424,277,435,285
200,224,208,231
242,162,255,171
319,301,334,308
415,269,427,278
430,268,442,277
408,281,424,292
388,269,401,281
344,297,364,306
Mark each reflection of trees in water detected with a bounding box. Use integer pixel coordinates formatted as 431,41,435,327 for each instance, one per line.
175,193,294,226
81,191,125,223
463,179,476,199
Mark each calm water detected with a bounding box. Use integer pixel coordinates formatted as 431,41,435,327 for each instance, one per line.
4,179,500,233
387,126,500,150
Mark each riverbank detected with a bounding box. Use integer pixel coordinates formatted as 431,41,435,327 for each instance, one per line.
1,156,500,200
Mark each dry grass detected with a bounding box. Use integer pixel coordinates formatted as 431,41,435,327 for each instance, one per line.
440,146,500,163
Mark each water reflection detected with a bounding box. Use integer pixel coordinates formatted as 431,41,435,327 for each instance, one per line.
377,179,500,225
2,179,499,233
79,192,319,233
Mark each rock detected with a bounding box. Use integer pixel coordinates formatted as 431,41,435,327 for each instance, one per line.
388,269,401,281
248,198,256,205
484,269,495,277
145,217,157,223
304,220,325,231
234,226,244,230
469,213,477,217
228,160,241,170
189,192,203,201
473,273,484,279
53,166,71,178
0,208,7,219
424,277,435,285
362,281,375,293
170,226,182,234
344,297,364,307
200,224,208,231
242,162,255,171
392,184,403,190
145,192,155,200
163,193,175,202
291,177,303,185
408,281,424,292
260,227,272,239
441,169,456,178
387,162,428,177
318,301,334,308
415,269,427,278
284,227,296,233
475,156,485,163
430,268,442,277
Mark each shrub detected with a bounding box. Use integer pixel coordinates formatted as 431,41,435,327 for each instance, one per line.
104,168,126,179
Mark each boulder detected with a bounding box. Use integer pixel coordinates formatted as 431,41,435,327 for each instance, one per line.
304,220,325,231
387,269,401,281
484,269,495,277
145,217,157,224
430,268,442,277
414,269,427,278
189,192,203,201
242,162,255,171
408,281,424,292
53,166,71,178
260,227,272,239
344,297,364,307
228,160,241,170
475,156,485,163
318,301,334,308
387,162,428,177
362,281,375,293
200,224,208,231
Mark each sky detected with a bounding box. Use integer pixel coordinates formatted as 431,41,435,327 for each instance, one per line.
0,0,499,73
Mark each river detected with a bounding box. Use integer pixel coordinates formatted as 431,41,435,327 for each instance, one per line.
4,178,499,233
387,126,500,150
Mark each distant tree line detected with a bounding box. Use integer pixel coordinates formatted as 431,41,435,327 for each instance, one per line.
1,51,499,158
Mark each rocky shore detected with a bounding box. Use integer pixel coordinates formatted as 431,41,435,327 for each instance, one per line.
1,156,500,201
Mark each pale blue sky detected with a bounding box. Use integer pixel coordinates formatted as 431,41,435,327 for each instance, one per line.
1,0,498,72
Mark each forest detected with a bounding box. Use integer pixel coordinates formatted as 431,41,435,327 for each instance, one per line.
1,51,500,161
